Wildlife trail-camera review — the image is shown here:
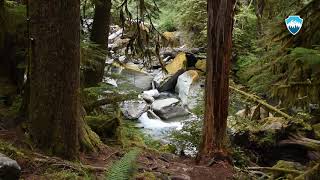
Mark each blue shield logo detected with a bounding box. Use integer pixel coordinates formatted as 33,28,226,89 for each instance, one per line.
285,16,303,35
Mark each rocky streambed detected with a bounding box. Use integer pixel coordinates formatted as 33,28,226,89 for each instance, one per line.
105,25,206,141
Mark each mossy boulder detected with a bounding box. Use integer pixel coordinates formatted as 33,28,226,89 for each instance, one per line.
165,52,187,75
85,115,120,140
195,59,206,72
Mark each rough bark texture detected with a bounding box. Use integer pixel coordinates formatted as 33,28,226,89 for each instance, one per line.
29,0,80,159
200,0,236,157
83,0,112,86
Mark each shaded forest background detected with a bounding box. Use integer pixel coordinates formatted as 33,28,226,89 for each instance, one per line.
0,0,320,179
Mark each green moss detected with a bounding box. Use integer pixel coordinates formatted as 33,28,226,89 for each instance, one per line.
120,120,161,150
312,123,320,139
85,115,120,140
0,140,26,159
135,172,156,180
271,160,304,179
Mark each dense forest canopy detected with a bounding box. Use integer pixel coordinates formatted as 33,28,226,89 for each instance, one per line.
0,0,319,179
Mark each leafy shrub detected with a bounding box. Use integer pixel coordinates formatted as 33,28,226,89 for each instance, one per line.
169,119,202,155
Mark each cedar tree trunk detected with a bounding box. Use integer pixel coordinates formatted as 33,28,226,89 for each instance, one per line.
200,0,236,159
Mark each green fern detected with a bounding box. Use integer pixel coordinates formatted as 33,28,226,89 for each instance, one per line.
105,148,141,180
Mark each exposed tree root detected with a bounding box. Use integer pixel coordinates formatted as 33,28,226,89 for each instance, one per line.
32,152,106,173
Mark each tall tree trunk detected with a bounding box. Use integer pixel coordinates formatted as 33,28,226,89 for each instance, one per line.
29,0,80,160
83,0,112,87
200,0,236,160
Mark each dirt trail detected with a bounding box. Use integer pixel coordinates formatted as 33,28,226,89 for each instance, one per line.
0,129,234,180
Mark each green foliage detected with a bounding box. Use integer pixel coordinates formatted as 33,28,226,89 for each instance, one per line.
0,140,26,159
169,119,202,155
105,148,141,180
120,120,162,150
0,1,25,49
44,169,93,180
231,146,250,168
233,5,259,56
80,40,107,71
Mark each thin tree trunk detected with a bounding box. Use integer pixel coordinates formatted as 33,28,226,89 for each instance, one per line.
200,0,236,159
29,0,80,160
83,0,112,86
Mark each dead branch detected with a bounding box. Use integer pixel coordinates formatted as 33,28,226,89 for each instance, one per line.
247,166,302,175
229,86,292,119
84,94,134,112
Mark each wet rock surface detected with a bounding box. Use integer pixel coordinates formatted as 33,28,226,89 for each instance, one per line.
0,153,21,180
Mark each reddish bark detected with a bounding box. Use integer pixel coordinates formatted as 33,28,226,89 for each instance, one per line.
200,0,236,158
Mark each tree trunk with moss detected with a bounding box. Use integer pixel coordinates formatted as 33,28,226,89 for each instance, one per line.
29,0,100,160
200,0,236,160
83,0,112,87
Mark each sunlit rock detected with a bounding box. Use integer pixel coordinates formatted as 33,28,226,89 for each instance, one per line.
195,59,206,72
175,70,203,110
152,98,189,120
165,52,187,75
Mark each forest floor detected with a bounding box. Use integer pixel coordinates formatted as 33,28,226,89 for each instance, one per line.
0,128,234,180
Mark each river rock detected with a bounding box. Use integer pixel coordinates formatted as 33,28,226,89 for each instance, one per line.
165,52,187,75
121,100,148,120
108,28,123,43
141,94,155,103
143,89,160,98
161,31,181,47
195,59,206,72
147,110,161,120
175,70,203,110
121,68,153,90
154,69,185,92
152,98,189,120
109,38,130,51
0,153,21,180
152,98,179,110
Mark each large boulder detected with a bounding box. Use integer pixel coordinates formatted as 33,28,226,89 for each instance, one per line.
152,98,189,120
175,70,203,110
108,27,123,43
120,63,154,90
108,38,130,51
154,69,185,92
121,100,149,120
0,153,21,180
195,59,206,72
165,52,187,75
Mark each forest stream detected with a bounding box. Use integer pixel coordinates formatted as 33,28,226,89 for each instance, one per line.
0,0,320,179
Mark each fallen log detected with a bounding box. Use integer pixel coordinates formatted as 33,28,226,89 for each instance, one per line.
229,86,292,119
84,93,135,112
278,135,320,151
247,166,302,175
